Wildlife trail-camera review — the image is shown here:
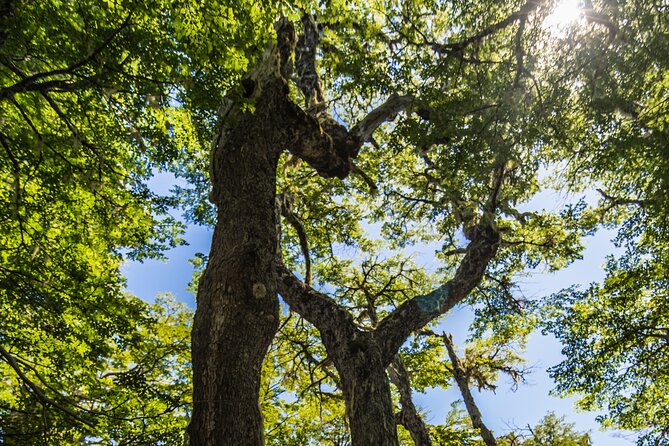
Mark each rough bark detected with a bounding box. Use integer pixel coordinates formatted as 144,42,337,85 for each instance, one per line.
190,85,283,446
189,23,298,446
388,355,433,446
339,350,399,446
189,13,497,444
443,334,499,446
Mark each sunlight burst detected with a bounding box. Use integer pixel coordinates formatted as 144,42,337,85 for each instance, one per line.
544,0,582,35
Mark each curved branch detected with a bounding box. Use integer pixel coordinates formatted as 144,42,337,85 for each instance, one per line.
374,216,500,363
286,93,415,179
279,195,312,285
433,0,544,54
0,344,95,428
276,264,358,341
596,188,648,208
348,94,415,146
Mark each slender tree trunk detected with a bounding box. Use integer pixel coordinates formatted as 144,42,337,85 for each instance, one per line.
389,355,433,446
443,334,499,446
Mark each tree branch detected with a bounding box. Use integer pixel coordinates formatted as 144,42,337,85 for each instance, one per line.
432,0,544,55
442,334,499,446
279,17,416,179
294,14,325,109
349,94,415,146
0,13,132,100
286,93,415,179
583,1,621,43
388,355,433,446
513,18,526,88
279,194,312,285
373,168,504,362
276,263,358,341
0,344,95,428
596,188,648,208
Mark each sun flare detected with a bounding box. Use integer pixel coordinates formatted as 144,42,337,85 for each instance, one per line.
544,0,582,35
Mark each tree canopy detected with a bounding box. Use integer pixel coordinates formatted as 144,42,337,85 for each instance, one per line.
1,0,667,445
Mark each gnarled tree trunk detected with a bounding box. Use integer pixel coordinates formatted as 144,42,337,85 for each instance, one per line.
278,199,500,445
189,87,282,445
189,25,298,446
189,20,360,444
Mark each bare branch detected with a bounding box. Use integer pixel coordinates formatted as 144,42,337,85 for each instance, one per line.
388,355,432,446
596,188,648,208
513,19,526,88
294,14,326,109
349,94,415,145
443,248,468,257
583,1,621,43
279,194,312,286
350,162,379,195
442,334,499,446
432,0,544,55
286,93,414,179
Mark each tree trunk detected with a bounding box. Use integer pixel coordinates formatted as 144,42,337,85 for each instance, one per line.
341,368,398,446
189,78,290,446
334,337,399,446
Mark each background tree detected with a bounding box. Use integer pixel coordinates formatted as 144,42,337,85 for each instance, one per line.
499,412,591,446
0,295,192,445
537,2,669,445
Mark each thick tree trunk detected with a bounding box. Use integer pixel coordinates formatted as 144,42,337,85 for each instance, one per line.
189,75,291,445
341,366,398,446
333,336,399,446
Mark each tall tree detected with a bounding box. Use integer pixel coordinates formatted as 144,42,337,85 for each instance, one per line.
2,0,667,444
205,0,667,443
0,0,269,442
183,0,668,443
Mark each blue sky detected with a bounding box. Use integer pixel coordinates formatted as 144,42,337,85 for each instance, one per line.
122,175,637,445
